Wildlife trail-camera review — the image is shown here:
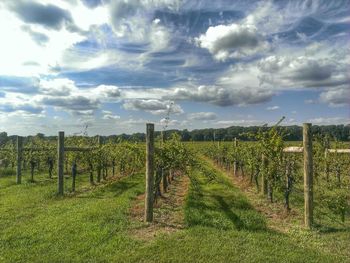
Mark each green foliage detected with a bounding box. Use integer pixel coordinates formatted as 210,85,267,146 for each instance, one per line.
0,159,348,262
156,133,196,174
200,121,350,224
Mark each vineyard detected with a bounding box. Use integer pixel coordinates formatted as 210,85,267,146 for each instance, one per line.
200,123,350,229
0,123,349,262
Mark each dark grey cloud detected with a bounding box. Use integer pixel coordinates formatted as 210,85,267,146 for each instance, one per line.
110,0,139,26
211,28,259,54
95,85,121,98
0,103,44,114
153,10,245,36
291,61,332,82
40,96,99,111
48,63,62,74
21,25,49,46
124,99,169,111
1,86,39,94
258,55,349,89
72,110,95,116
81,0,103,9
123,99,183,115
9,1,73,30
0,76,39,94
166,85,273,106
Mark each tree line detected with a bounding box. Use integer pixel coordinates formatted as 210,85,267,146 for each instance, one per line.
1,124,349,143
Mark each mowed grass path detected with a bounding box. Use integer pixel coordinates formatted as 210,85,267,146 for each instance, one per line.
0,164,349,262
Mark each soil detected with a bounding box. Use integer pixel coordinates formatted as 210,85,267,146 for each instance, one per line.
129,174,189,240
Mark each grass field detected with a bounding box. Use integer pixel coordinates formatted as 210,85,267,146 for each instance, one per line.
0,160,349,262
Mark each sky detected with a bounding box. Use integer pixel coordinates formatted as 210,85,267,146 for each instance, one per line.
0,0,349,136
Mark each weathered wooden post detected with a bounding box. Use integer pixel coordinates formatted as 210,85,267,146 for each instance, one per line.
97,135,102,182
58,131,64,195
145,123,154,222
160,130,167,193
303,123,313,229
284,161,292,212
16,136,23,184
324,150,329,181
233,137,238,177
71,161,77,192
162,169,168,193
323,136,329,181
261,154,268,195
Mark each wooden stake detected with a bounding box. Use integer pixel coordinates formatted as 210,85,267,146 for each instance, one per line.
16,136,23,184
97,135,102,183
57,131,64,195
261,154,268,195
303,123,313,229
324,150,329,181
145,123,154,222
233,137,237,177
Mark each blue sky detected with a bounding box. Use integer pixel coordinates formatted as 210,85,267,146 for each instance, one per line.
0,0,349,135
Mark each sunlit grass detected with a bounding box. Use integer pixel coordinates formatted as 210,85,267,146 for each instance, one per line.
0,162,349,262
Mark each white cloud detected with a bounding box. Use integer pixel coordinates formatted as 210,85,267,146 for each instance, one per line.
0,78,123,118
108,0,174,52
1,0,349,134
319,87,350,107
93,85,121,99
266,106,280,111
0,5,85,76
39,78,77,96
258,55,348,89
102,110,120,120
69,1,109,31
196,23,269,61
39,79,121,100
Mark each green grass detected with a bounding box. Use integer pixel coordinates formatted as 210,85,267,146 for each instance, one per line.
0,163,349,262
0,171,145,262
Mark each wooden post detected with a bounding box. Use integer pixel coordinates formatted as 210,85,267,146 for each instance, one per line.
233,138,237,176
284,162,292,212
145,123,154,222
324,150,329,181
261,154,268,195
97,135,102,182
160,130,167,193
303,123,313,229
16,136,23,184
71,161,77,192
57,131,64,195
162,169,168,193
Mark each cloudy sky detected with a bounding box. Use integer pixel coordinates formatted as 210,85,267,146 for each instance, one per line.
0,0,349,135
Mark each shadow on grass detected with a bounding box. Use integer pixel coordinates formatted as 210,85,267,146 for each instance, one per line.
75,175,143,199
107,180,141,197
313,223,350,233
213,195,246,229
185,164,267,232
